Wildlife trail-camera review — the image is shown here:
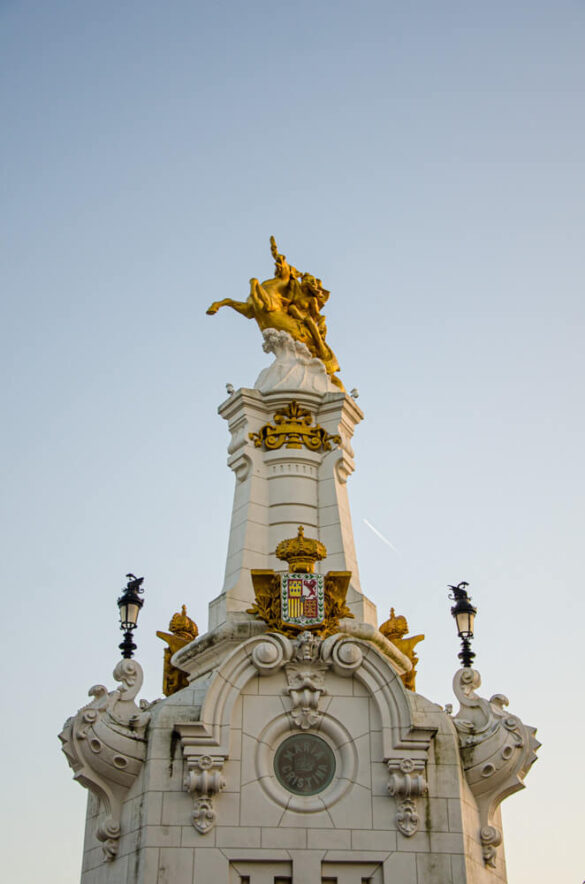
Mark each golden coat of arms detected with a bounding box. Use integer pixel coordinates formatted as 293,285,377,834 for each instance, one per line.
248,526,353,638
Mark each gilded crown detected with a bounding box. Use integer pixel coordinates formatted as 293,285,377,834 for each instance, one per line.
275,526,327,574
168,604,199,641
379,607,409,640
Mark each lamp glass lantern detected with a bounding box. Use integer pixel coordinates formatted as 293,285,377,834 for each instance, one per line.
118,597,143,630
448,582,477,668
453,599,476,639
117,574,145,658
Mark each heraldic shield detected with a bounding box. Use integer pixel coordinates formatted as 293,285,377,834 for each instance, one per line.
248,527,354,638
281,573,325,628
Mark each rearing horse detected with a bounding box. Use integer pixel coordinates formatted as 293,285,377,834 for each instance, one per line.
206,237,342,386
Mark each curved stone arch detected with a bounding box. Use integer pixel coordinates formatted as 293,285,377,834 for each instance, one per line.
321,634,435,760
177,632,291,753
178,632,434,762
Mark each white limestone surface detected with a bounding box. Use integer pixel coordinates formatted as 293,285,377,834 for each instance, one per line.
78,633,506,884
207,386,369,631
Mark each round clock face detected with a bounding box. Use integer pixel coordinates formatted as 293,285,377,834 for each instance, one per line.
273,734,336,796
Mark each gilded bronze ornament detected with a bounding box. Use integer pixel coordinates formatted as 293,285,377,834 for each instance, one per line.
206,236,343,389
156,604,199,696
379,607,424,691
247,526,353,638
249,401,341,453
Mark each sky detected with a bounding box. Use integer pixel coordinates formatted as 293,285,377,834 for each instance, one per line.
1,1,584,881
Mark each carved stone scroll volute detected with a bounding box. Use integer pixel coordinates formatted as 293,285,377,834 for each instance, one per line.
59,659,151,861
451,667,540,867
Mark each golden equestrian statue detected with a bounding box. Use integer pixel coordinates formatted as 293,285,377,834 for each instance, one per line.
206,237,343,388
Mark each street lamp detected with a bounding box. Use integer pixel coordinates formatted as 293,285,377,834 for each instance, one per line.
117,573,145,659
448,581,477,668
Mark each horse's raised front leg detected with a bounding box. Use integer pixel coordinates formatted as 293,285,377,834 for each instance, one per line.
206,298,254,319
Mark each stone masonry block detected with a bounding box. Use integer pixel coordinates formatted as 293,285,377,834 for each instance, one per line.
351,829,397,852
279,808,334,829
328,784,372,830
372,796,396,831
161,791,193,827
243,694,288,735
419,796,449,834
261,826,307,849
142,824,182,849
215,826,261,848
307,828,351,850
416,852,453,883
382,851,417,884
136,848,161,884
156,848,194,884
239,780,285,828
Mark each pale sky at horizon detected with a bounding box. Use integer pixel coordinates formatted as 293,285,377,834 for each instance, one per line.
1,2,584,881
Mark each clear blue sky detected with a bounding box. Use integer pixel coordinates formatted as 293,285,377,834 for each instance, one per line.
2,2,584,881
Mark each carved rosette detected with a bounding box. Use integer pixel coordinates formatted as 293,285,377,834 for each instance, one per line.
59,659,151,861
386,758,428,837
451,668,540,867
184,754,227,834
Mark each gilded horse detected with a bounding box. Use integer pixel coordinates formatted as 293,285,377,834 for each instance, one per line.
206,237,342,387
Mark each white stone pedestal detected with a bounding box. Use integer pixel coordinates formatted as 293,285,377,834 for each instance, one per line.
207,386,376,631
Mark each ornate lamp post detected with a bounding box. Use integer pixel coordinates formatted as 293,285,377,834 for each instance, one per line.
448,581,477,668
117,573,145,659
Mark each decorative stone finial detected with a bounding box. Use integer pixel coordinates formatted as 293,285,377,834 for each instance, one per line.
275,525,327,574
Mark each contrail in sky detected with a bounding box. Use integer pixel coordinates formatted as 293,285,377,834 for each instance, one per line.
363,519,399,553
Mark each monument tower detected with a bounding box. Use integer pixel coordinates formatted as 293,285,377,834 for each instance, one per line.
60,238,539,883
